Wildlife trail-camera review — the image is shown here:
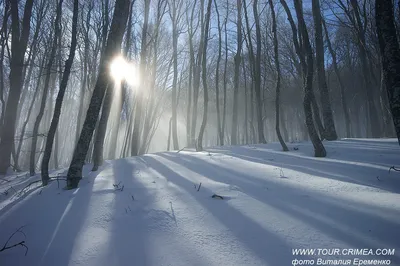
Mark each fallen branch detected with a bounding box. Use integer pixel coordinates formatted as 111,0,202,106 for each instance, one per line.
17,177,67,197
0,226,28,256
176,147,187,153
0,177,10,183
389,166,400,173
211,194,224,200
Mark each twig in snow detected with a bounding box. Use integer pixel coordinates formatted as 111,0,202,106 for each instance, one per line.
211,194,224,199
376,176,382,182
0,226,28,256
0,177,10,182
131,195,135,201
197,182,202,192
177,147,187,153
389,166,400,173
113,181,122,188
279,168,286,178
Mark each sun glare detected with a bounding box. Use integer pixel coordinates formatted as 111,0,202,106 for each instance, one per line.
110,56,140,87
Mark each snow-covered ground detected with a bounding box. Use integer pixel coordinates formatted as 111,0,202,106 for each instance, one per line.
0,139,399,266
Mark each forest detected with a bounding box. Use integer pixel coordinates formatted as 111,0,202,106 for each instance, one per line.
0,0,399,189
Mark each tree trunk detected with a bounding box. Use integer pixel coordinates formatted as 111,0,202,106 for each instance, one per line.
91,83,114,171
170,0,180,150
214,0,223,145
66,0,131,189
42,0,78,184
197,0,212,151
322,18,351,138
30,1,63,176
293,0,326,157
231,0,242,145
349,0,381,138
269,0,288,151
312,0,337,140
131,0,150,156
252,0,266,144
190,0,205,147
376,0,400,144
0,0,34,174
221,0,228,146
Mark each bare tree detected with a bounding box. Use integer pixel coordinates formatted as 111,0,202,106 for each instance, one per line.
0,0,34,174
197,0,212,151
312,0,337,140
269,0,288,151
293,0,326,157
30,0,64,176
41,0,79,185
231,0,242,145
131,0,150,156
376,0,400,144
66,0,131,189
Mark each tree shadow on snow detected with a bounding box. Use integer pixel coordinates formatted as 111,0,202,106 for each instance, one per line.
208,146,400,194
0,169,101,266
141,155,303,266
156,152,400,265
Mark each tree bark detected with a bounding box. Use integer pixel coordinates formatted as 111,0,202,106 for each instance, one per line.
214,0,223,146
169,0,180,150
0,0,34,174
269,0,288,151
231,0,242,145
312,0,337,140
197,0,212,151
66,0,131,189
131,0,150,156
376,0,400,144
92,83,113,171
253,0,266,144
322,18,351,138
30,1,63,176
293,0,326,157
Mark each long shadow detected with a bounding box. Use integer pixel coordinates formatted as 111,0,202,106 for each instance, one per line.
207,146,400,194
108,158,150,266
142,155,301,266
158,153,400,255
161,153,400,218
0,170,99,266
110,158,209,266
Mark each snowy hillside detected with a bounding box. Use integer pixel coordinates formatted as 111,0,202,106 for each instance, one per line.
0,139,400,266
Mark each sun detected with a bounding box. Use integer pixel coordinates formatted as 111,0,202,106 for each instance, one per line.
109,56,140,87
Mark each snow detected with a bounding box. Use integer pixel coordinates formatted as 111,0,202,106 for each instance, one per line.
0,139,400,266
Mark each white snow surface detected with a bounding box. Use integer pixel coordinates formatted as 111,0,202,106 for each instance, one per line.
0,139,400,266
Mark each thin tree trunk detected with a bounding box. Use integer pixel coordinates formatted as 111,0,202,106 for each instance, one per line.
170,0,180,150
221,0,228,146
214,0,223,145
30,1,63,176
322,18,351,138
131,0,150,156
41,0,79,183
269,0,288,151
197,0,212,151
231,0,242,145
190,0,205,147
252,0,266,144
